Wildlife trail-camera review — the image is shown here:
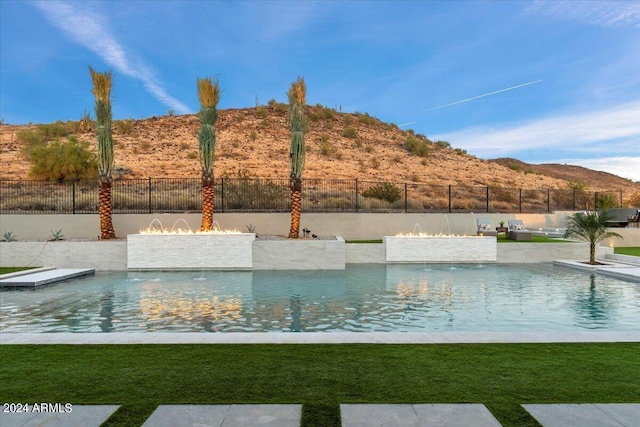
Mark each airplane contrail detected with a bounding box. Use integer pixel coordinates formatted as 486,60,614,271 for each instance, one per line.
398,121,417,127
423,80,543,112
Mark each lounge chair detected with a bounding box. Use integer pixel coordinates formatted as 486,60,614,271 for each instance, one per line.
507,219,532,241
476,218,497,236
627,209,640,228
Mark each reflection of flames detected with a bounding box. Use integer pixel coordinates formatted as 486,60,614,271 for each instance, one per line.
139,228,242,235
396,280,455,303
140,296,243,322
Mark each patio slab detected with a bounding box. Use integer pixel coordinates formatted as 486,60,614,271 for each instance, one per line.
141,404,302,427
340,403,502,427
0,404,119,427
522,403,640,427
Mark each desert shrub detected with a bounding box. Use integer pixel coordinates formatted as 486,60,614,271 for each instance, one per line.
256,106,268,118
320,106,336,120
27,136,98,181
17,130,45,151
187,152,198,159
356,112,374,125
403,136,430,157
319,135,334,156
37,121,70,140
434,140,451,149
454,148,467,156
363,182,402,204
342,127,357,138
115,119,135,134
179,142,190,150
370,158,380,169
627,191,640,207
343,115,353,126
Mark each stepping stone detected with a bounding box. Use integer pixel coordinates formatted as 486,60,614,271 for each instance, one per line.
0,404,119,427
141,404,302,427
523,403,640,427
340,403,503,427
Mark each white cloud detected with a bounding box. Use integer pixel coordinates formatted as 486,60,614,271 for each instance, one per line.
32,0,191,114
432,101,640,159
527,0,640,29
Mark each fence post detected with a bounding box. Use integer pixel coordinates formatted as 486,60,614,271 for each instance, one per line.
594,191,598,210
72,179,76,214
148,177,152,213
547,189,550,213
221,178,225,213
620,190,623,208
486,186,489,213
355,179,359,212
448,185,452,213
404,183,408,213
519,189,522,213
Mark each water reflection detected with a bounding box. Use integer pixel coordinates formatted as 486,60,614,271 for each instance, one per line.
1,266,638,332
572,274,614,329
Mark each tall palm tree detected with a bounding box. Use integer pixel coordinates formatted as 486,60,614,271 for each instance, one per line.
89,67,116,239
564,211,622,264
287,77,306,238
197,77,220,231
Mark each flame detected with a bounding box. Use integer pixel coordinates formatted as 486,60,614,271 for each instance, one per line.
139,228,242,235
394,232,478,238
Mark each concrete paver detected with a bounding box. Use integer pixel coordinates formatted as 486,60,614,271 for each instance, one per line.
0,268,94,288
340,404,502,427
141,404,302,427
0,404,119,427
522,403,640,427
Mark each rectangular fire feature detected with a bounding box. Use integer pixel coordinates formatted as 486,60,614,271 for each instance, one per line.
383,235,497,263
127,233,256,270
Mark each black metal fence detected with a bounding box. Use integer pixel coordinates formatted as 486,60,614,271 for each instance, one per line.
0,178,624,214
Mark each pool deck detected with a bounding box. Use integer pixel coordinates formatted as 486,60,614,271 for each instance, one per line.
2,331,639,344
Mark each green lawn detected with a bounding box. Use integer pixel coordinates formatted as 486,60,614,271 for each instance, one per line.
615,247,640,257
1,344,638,427
0,267,37,275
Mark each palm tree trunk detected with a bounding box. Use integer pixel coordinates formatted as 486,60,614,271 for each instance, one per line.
288,178,302,238
99,178,116,239
590,242,596,264
200,176,215,231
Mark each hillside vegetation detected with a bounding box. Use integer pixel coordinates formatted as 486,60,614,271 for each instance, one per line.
1,104,638,204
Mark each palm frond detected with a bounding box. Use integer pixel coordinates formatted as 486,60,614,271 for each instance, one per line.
89,67,112,103
197,77,220,110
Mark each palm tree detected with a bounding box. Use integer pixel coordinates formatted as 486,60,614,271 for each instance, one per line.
89,67,116,239
564,211,622,264
197,77,220,231
287,77,306,238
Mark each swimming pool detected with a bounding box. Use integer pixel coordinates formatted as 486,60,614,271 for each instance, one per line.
1,264,638,333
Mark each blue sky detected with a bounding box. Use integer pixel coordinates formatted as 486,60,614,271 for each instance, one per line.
1,0,639,181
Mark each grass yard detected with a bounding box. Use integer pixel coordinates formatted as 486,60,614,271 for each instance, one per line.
0,267,36,275
615,247,640,257
1,344,639,427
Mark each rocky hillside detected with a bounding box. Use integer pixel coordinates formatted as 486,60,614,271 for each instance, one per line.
1,105,638,203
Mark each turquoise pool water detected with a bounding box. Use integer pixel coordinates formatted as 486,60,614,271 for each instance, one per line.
1,264,638,333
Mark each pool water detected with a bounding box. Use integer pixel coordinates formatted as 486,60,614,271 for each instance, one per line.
1,264,638,333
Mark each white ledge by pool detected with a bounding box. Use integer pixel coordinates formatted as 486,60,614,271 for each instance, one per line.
2,331,638,345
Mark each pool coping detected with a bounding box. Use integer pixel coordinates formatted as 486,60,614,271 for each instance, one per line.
2,331,639,345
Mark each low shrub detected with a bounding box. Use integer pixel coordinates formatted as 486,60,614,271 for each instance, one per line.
362,182,402,204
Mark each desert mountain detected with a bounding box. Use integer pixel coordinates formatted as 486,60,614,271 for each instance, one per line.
1,105,638,203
